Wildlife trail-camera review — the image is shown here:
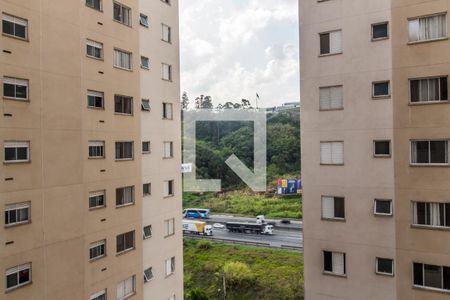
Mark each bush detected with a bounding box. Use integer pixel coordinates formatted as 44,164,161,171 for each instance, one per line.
197,240,212,250
223,261,255,289
186,288,210,300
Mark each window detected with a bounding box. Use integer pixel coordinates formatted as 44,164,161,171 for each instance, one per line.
4,141,30,163
164,218,175,237
113,2,131,26
114,95,133,115
116,186,134,207
5,263,31,291
165,257,175,276
162,63,172,81
143,183,151,196
409,13,447,43
164,142,174,158
86,40,103,59
117,275,135,300
163,102,173,119
2,14,28,40
89,240,106,260
89,191,105,209
372,22,389,40
374,199,392,216
143,225,152,239
323,251,346,276
86,0,102,11
163,180,174,197
413,262,450,292
320,142,344,165
319,30,342,55
89,141,105,159
319,86,343,110
140,56,149,69
372,81,390,98
87,90,104,109
141,99,150,111
3,77,29,100
113,49,132,70
115,142,133,160
140,14,149,27
162,24,171,43
90,289,107,300
412,201,450,228
116,231,135,253
410,77,448,103
142,141,150,154
376,258,394,276
374,140,391,157
411,140,448,165
321,196,345,220
144,267,153,282
5,202,30,227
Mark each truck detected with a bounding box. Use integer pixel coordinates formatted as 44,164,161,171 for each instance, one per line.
225,221,274,235
182,219,213,236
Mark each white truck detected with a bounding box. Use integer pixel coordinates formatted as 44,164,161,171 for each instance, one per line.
225,215,274,235
182,219,213,236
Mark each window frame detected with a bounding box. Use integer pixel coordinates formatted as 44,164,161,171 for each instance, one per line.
372,81,391,99
163,141,174,158
323,250,346,277
163,180,175,197
90,289,107,300
141,99,151,111
115,186,135,207
409,76,449,104
116,230,135,255
319,85,344,111
318,29,342,56
164,218,175,237
86,39,104,60
411,201,450,229
87,90,104,109
5,263,32,291
321,196,345,221
113,1,132,27
140,56,149,70
115,141,134,160
373,140,391,157
89,239,106,261
2,13,28,41
165,256,175,277
85,0,103,12
162,23,172,43
139,13,149,27
142,141,151,154
162,63,172,81
4,141,30,163
410,139,449,166
143,183,151,196
113,48,133,71
89,190,106,210
114,94,133,115
88,140,105,159
143,225,152,239
3,77,29,101
116,275,136,300
162,102,173,120
371,22,389,41
320,141,344,165
374,199,393,216
375,257,394,276
413,262,450,293
144,267,154,283
408,12,448,44
4,202,31,227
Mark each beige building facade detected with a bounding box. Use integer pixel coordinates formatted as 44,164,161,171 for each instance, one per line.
301,0,450,299
0,0,182,299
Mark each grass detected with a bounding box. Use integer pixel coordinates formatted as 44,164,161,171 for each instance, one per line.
184,239,304,300
183,191,302,219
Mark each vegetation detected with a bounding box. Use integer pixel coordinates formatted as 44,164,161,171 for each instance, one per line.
184,239,304,300
183,191,302,219
182,93,301,191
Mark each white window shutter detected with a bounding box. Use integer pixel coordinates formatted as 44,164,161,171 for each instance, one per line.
319,87,331,110
320,143,332,164
322,196,335,218
165,259,171,275
331,142,344,164
330,86,343,109
329,31,342,53
117,281,124,299
163,181,169,197
332,252,345,275
408,19,419,41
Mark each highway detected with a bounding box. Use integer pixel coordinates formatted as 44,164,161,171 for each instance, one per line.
184,215,303,250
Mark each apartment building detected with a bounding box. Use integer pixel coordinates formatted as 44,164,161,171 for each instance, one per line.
0,0,182,299
301,0,450,299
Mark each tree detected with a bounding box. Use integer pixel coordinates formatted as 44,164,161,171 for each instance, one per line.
223,261,255,290
195,95,214,109
181,92,190,110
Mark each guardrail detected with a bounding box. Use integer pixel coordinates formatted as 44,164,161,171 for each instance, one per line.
184,234,303,252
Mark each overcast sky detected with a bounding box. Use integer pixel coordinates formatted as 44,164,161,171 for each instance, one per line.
179,0,299,108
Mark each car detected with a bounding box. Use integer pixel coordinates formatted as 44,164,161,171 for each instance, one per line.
280,219,291,224
213,223,225,229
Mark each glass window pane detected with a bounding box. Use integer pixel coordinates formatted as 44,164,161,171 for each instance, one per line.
3,83,15,98
324,251,332,272
4,147,16,161
334,197,345,218
376,200,392,214
414,141,430,163
18,269,29,284
6,273,18,288
2,20,14,35
443,266,450,290
373,82,389,97
320,33,330,55
375,141,390,155
430,141,447,163
377,258,393,274
372,23,388,39
410,80,420,102
14,24,26,39
424,264,442,289
414,263,424,286
441,77,448,101
17,147,28,160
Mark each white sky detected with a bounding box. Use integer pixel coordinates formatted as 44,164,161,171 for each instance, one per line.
179,0,300,108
